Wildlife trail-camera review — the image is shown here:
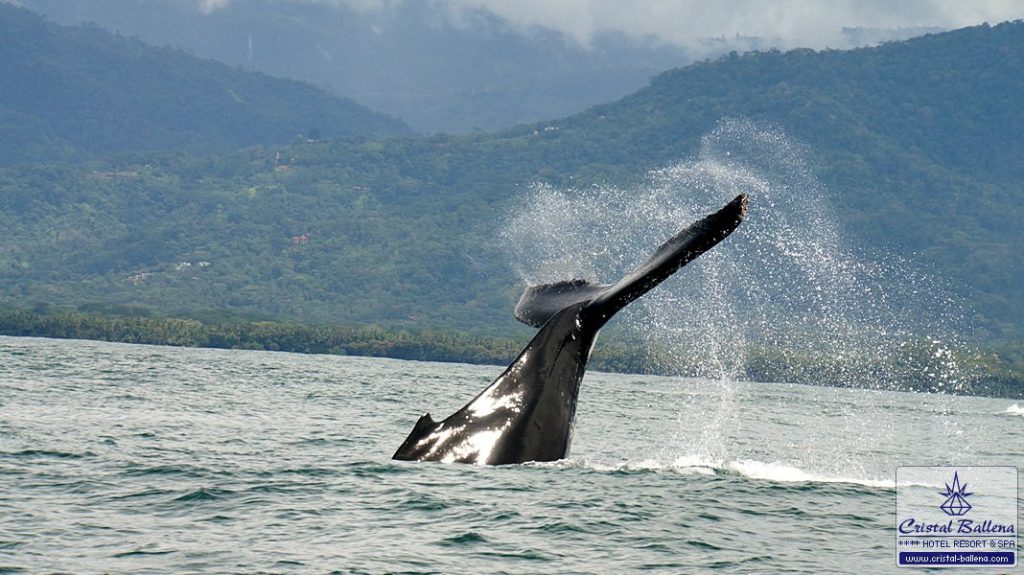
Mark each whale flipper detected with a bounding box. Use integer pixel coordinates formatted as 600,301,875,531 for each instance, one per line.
394,194,748,465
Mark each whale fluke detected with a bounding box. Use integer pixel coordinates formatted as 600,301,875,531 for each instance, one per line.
513,279,606,328
394,194,748,465
515,193,747,328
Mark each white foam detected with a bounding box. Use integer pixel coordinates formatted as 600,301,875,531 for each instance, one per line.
723,459,894,489
1005,403,1024,416
564,456,894,488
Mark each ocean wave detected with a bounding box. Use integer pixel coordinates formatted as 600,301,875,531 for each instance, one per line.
1005,403,1024,416
171,486,233,503
2,449,92,459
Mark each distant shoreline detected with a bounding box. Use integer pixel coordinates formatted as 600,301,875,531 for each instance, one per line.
1,308,1021,399
0,308,525,367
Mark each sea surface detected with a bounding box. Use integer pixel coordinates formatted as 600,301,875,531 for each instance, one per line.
1,335,1021,574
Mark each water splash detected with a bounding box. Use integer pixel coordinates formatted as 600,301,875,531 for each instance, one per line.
501,119,976,393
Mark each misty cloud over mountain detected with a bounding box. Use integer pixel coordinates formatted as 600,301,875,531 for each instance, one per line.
195,0,1022,50
12,0,1024,133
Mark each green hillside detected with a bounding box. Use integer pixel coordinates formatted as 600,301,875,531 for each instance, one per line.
0,3,410,166
0,20,1022,344
547,22,1024,337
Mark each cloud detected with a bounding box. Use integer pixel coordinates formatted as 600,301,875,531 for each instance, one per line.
442,0,1024,48
197,0,231,15
197,0,1024,49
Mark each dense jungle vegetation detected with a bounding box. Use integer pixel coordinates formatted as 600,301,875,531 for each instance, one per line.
2,308,1020,397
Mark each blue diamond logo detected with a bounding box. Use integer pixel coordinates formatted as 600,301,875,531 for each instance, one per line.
939,471,973,516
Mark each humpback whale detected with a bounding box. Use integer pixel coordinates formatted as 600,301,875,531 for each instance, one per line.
393,194,748,465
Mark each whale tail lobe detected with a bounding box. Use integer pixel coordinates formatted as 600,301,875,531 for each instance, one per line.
514,193,748,328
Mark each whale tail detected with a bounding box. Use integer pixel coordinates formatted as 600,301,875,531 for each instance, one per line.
514,194,748,328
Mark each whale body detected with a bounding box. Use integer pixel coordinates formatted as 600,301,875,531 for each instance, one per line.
393,194,748,465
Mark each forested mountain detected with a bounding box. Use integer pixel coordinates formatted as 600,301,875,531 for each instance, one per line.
0,20,1022,344
0,3,410,166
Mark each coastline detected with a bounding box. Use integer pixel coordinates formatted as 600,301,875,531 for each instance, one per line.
2,308,1021,399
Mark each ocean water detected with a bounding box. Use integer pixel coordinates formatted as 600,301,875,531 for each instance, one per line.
1,335,1021,574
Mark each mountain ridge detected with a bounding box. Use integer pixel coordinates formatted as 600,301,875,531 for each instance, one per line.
0,3,411,166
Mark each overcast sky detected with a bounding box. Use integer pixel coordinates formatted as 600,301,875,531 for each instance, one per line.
200,0,1024,49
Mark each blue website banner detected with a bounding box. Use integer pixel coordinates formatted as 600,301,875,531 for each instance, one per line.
898,552,1016,566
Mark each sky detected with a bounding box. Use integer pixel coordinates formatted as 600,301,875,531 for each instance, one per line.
199,0,1024,49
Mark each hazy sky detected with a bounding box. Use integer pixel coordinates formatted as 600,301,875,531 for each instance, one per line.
200,0,1024,49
